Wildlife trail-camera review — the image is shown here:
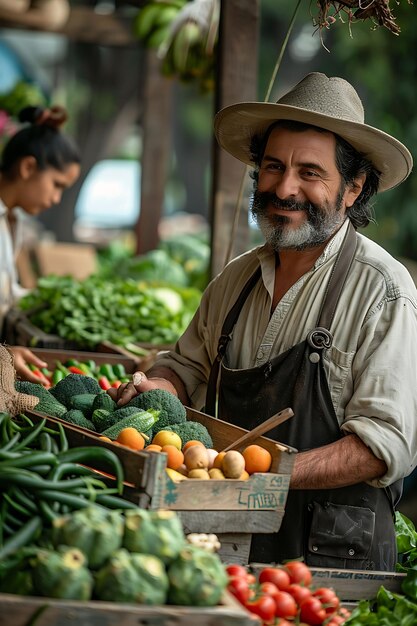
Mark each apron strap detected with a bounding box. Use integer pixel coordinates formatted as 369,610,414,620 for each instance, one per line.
316,220,358,330
205,267,262,416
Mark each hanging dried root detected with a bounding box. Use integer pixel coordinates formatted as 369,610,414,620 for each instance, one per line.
314,0,412,35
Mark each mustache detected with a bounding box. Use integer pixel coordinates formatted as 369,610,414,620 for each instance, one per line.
251,191,317,215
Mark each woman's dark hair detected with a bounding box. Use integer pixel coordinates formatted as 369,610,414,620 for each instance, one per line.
0,105,80,176
250,120,380,229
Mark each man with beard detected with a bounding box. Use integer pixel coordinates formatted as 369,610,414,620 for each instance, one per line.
112,73,417,570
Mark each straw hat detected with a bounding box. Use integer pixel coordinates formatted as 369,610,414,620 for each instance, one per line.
214,72,413,192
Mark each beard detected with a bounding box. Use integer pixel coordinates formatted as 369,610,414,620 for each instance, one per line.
250,188,346,251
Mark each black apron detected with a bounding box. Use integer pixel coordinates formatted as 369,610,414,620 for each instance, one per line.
206,222,401,570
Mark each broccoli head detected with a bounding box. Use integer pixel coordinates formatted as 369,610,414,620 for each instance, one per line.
126,389,186,432
166,421,213,448
50,374,102,409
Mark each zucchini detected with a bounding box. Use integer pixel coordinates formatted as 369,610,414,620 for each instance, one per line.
101,409,159,440
69,394,98,417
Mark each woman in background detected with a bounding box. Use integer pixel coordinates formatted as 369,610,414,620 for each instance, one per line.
0,105,80,384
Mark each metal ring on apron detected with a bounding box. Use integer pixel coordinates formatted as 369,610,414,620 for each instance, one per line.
307,327,333,350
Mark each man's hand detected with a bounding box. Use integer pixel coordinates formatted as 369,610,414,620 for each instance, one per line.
108,366,190,407
9,346,50,386
108,371,178,405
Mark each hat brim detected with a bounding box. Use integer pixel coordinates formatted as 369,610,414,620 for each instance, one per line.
214,102,413,192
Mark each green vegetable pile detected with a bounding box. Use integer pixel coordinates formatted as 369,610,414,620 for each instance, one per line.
97,233,210,291
0,410,227,606
345,578,417,625
0,411,135,562
343,512,417,624
16,374,160,436
26,357,132,389
395,511,417,572
0,503,228,606
18,274,202,349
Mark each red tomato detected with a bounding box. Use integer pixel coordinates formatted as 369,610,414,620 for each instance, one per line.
284,561,313,586
287,583,312,606
299,596,327,625
273,590,298,619
226,564,248,578
312,587,340,616
260,581,281,602
227,577,252,605
246,572,257,585
258,566,291,591
245,594,276,623
327,616,346,625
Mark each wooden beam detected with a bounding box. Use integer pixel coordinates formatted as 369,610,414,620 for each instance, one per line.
0,6,136,46
135,49,174,255
209,0,260,277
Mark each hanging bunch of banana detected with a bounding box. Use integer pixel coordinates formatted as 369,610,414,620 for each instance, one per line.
133,0,187,49
134,0,220,93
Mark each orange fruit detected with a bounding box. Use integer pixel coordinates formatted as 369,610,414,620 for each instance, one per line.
116,428,145,451
212,451,226,470
242,444,272,474
182,440,205,452
152,430,182,450
145,444,162,452
161,444,184,470
98,436,112,443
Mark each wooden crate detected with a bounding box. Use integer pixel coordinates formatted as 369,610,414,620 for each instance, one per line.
310,567,405,602
27,407,297,565
30,348,147,374
0,590,254,626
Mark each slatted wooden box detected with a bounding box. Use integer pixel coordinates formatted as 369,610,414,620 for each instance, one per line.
0,590,255,626
27,406,297,565
30,348,139,372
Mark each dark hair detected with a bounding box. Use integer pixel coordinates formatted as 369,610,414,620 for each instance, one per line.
0,106,80,176
250,120,380,229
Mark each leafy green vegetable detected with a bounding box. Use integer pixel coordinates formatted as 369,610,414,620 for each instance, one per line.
346,585,417,625
395,512,417,571
19,274,201,349
94,548,169,604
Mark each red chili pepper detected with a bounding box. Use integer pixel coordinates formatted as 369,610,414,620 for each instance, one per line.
68,366,87,375
98,375,112,391
111,380,122,389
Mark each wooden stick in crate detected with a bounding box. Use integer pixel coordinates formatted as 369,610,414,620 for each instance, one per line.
221,407,294,452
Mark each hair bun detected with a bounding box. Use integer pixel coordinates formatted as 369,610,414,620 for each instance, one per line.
18,105,68,129
35,105,68,129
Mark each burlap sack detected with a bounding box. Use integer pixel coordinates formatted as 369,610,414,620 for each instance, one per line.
0,345,40,416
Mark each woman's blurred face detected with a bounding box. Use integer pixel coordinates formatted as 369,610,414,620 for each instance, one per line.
18,161,80,216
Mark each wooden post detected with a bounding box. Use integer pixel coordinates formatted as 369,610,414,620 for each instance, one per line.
135,49,174,255
209,0,260,277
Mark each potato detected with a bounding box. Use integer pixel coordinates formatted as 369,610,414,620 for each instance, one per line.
188,469,210,480
184,445,209,470
222,450,246,479
208,468,226,480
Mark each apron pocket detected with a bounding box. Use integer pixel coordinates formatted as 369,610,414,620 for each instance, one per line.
307,501,375,567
